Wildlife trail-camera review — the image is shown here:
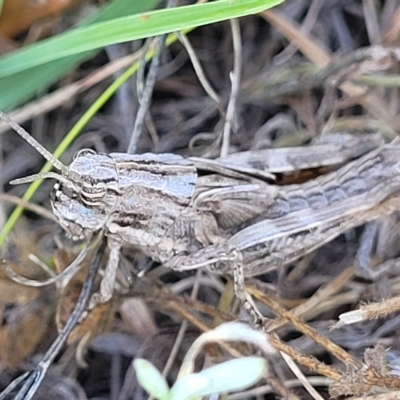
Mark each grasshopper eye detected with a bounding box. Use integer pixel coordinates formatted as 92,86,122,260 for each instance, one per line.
80,175,107,205
73,148,97,160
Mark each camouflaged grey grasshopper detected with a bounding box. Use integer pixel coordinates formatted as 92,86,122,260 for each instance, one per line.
1,110,393,317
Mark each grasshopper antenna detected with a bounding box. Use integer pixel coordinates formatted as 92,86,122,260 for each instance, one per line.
9,172,74,186
0,111,69,175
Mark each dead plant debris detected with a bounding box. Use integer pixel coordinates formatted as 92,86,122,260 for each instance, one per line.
2,0,400,399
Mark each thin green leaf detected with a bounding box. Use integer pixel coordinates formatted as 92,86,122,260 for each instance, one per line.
0,0,283,77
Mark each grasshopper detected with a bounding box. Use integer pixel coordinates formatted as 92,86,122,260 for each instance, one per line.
1,111,396,320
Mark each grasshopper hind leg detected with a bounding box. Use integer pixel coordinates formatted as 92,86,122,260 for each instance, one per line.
167,244,266,328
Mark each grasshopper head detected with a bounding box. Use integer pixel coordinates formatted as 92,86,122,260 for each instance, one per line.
50,181,108,240
2,112,117,241
50,149,120,240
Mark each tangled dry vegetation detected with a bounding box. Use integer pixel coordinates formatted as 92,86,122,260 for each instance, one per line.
2,0,400,399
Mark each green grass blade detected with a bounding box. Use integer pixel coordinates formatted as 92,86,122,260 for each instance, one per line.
0,0,283,77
